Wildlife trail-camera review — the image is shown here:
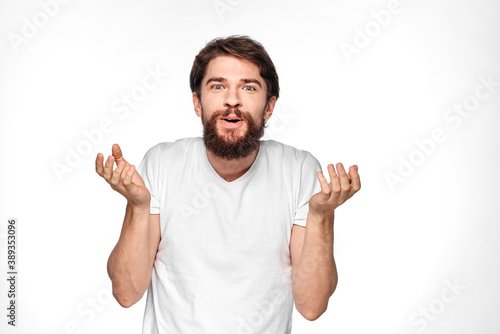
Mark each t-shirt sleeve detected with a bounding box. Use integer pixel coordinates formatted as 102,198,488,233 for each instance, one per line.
136,143,162,215
293,152,323,227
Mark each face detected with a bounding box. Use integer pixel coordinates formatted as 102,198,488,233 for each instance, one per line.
193,55,276,160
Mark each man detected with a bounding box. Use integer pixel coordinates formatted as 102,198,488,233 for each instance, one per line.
96,35,361,333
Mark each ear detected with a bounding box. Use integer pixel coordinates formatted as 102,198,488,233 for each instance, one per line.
193,92,202,117
263,96,277,120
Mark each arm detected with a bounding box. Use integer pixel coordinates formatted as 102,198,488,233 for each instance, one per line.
291,215,337,321
291,163,360,321
107,209,160,308
96,144,161,308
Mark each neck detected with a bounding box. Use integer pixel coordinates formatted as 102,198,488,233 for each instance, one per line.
206,142,260,182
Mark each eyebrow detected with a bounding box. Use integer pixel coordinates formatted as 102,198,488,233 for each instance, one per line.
205,77,262,88
242,79,262,88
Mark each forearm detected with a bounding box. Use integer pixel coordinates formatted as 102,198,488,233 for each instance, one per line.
292,212,338,320
107,202,151,307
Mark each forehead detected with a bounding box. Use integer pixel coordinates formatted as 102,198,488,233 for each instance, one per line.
203,55,263,83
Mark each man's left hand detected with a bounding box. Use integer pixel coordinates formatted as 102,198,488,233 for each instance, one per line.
308,163,361,218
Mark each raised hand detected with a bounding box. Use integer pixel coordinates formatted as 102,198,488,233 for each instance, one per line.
95,144,151,208
309,163,361,218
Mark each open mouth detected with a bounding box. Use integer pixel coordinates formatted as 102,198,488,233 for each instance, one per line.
220,115,244,127
223,118,241,123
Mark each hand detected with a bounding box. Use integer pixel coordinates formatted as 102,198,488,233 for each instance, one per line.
308,163,361,217
95,144,151,208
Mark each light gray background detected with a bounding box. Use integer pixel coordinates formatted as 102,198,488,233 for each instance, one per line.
1,0,499,333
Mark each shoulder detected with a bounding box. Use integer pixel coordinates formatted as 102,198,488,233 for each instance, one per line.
261,139,319,165
139,137,203,169
144,137,202,157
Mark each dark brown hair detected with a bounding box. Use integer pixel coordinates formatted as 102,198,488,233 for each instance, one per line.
190,35,280,103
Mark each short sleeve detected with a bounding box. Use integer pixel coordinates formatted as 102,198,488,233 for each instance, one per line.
136,143,162,214
293,152,322,227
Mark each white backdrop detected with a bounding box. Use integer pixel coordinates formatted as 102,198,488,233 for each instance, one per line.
1,0,499,333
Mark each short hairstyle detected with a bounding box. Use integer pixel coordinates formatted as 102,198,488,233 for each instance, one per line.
190,35,280,103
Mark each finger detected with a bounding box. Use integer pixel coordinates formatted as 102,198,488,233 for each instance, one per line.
110,161,126,185
317,171,331,197
336,163,350,190
119,161,132,181
123,165,136,188
327,164,340,195
103,155,114,180
348,165,361,195
347,165,354,183
336,163,351,203
123,165,135,186
95,153,104,177
112,143,128,166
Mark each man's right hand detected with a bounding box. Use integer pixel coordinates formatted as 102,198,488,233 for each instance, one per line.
96,144,151,208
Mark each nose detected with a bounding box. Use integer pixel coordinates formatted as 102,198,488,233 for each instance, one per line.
223,87,242,109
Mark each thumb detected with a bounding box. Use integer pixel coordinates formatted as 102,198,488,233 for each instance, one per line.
112,143,128,165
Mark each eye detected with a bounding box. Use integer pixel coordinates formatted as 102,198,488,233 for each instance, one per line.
243,86,256,91
211,84,223,90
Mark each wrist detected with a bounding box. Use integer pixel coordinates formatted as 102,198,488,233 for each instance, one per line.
308,210,334,225
126,201,150,214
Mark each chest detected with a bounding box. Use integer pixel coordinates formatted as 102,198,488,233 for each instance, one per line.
156,167,297,272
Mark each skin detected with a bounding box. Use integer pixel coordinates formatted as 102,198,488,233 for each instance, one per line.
192,55,277,181
95,55,362,319
96,145,160,307
291,163,360,320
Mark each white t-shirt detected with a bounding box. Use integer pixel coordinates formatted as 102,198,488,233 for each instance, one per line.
136,137,322,334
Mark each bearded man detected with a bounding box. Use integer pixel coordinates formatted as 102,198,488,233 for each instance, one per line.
96,35,361,334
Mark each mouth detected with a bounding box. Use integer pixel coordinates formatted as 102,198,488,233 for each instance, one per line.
220,115,244,128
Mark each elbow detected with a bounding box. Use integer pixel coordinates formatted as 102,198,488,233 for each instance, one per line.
294,281,336,321
295,298,328,321
116,298,134,308
107,268,150,308
299,306,327,321
112,286,142,308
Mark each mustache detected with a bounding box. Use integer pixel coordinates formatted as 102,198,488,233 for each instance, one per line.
217,108,244,118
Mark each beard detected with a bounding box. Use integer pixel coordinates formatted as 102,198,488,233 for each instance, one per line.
201,106,266,160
